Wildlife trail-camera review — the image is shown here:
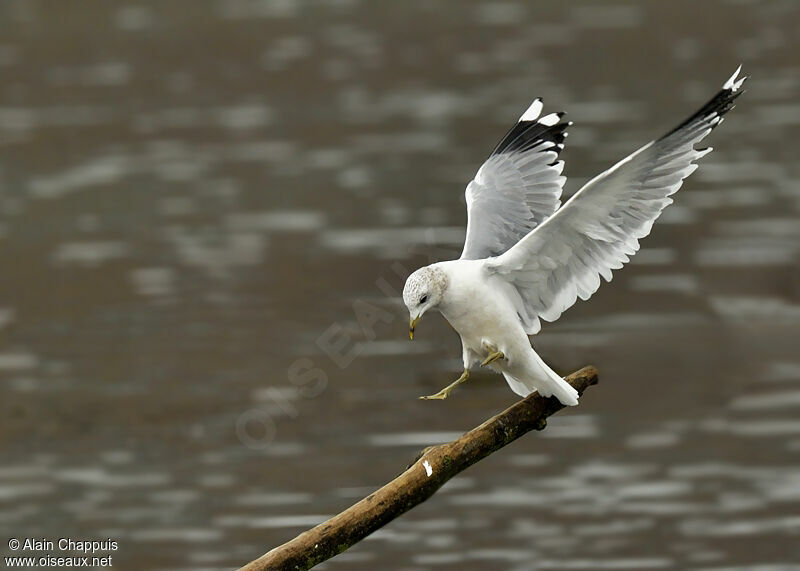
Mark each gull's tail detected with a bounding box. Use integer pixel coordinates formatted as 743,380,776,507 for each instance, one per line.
502,350,579,406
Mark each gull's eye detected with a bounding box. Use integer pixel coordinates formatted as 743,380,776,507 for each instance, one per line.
419,294,428,305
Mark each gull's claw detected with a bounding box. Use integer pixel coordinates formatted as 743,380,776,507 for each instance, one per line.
419,369,469,400
481,351,504,367
419,392,448,400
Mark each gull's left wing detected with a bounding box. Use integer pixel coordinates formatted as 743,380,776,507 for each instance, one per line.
460,100,571,260
487,67,747,334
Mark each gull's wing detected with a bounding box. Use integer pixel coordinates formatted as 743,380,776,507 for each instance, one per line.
460,100,571,260
486,67,747,334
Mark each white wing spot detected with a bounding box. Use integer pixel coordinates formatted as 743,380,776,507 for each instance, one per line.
723,64,745,91
538,113,560,126
423,460,433,477
519,98,543,122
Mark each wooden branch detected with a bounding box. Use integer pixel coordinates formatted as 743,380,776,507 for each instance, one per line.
238,366,599,571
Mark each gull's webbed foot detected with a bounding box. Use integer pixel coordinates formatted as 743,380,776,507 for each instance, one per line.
481,350,505,367
420,369,469,400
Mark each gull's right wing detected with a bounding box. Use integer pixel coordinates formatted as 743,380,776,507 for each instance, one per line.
487,67,747,334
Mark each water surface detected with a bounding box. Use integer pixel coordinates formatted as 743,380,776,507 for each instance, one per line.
1,1,799,570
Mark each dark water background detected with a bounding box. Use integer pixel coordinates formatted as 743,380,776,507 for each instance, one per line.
1,1,799,569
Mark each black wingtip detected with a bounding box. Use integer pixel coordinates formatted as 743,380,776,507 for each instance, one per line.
659,68,747,141
492,102,570,156
491,120,570,156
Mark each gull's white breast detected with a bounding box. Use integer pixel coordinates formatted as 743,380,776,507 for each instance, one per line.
434,260,530,365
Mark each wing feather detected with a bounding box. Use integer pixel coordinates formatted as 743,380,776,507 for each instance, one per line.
487,67,747,333
460,101,571,260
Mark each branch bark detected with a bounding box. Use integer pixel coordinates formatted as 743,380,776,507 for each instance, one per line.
238,365,599,571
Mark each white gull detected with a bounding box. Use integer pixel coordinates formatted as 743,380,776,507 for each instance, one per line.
404,67,747,405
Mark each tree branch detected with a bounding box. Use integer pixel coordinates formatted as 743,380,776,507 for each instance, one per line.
238,366,599,571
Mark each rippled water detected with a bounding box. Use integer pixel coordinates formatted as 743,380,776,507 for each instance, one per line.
1,1,799,570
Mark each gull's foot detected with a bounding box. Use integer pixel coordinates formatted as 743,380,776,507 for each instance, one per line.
420,369,469,400
481,350,505,367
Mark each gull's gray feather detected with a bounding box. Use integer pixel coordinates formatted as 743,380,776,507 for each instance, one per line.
486,67,747,334
460,101,570,260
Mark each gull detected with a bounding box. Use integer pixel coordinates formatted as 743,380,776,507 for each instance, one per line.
403,67,747,405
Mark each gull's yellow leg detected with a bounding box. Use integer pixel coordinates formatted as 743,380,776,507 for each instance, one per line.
481,351,504,367
419,369,470,400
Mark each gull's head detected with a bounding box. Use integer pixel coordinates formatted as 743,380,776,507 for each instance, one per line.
403,265,447,340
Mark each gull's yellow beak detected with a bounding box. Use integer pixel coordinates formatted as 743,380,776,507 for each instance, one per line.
409,316,420,340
